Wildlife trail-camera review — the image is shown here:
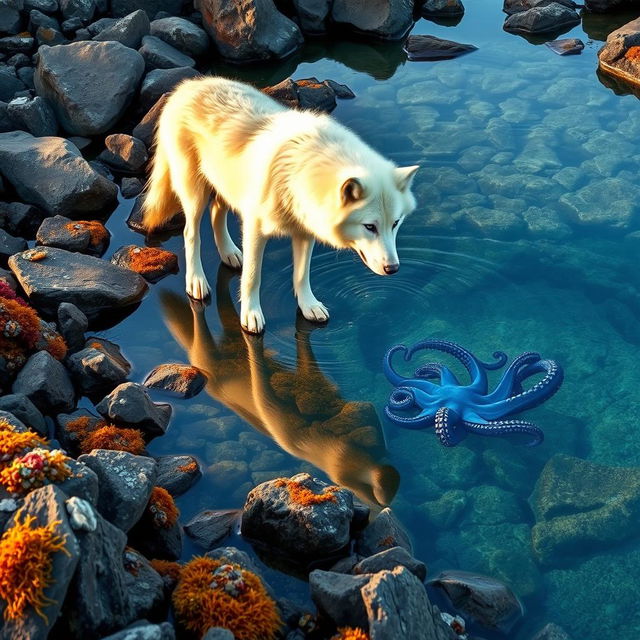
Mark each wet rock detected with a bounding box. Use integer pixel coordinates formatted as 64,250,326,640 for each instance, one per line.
184,509,239,550
503,0,577,14
0,393,46,435
353,546,427,581
155,454,201,496
241,473,354,559
132,93,167,146
0,202,47,239
0,228,26,267
139,66,200,110
93,9,150,48
264,76,351,112
111,0,181,18
34,40,145,135
36,215,110,256
84,337,131,373
98,134,148,173
78,449,157,531
421,0,465,17
417,490,467,530
12,350,75,414
403,34,477,61
531,623,572,640
96,382,171,438
598,17,640,91
6,95,57,136
127,194,184,234
199,0,304,63
355,507,412,556
460,206,526,239
59,0,95,22
103,622,176,640
111,244,178,283
292,0,331,34
66,346,129,396
309,570,370,629
143,363,206,398
523,206,572,240
530,454,640,566
122,548,166,619
121,177,144,199
12,248,145,323
57,301,88,353
429,570,523,634
150,17,209,56
332,0,414,40
0,485,80,639
139,34,195,70
503,3,580,35
545,37,584,55
0,132,118,217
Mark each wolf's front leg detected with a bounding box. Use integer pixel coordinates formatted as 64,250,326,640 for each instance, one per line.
240,223,267,334
292,234,329,323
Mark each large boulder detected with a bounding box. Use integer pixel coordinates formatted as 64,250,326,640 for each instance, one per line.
9,247,148,322
503,3,580,35
92,9,150,49
598,17,640,90
0,132,117,217
530,454,640,566
199,0,304,63
331,0,414,40
150,17,210,56
34,40,145,135
503,0,577,14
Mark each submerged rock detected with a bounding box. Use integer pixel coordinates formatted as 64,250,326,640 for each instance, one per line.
332,0,414,40
184,509,240,550
545,37,584,55
403,34,477,61
503,3,581,35
355,507,412,556
143,363,206,398
598,17,640,91
531,623,573,640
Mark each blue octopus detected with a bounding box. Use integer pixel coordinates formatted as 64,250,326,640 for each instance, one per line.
383,340,563,447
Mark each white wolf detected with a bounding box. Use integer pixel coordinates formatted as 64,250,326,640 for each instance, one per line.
142,76,418,334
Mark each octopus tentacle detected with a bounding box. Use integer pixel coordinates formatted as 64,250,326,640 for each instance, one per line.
414,363,461,386
383,344,439,394
388,387,416,411
434,407,466,447
484,352,540,402
463,419,544,447
480,351,508,370
384,405,435,429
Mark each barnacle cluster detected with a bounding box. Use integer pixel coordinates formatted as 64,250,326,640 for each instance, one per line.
147,486,179,529
0,514,69,621
172,556,282,639
331,628,370,640
274,477,339,506
0,448,72,495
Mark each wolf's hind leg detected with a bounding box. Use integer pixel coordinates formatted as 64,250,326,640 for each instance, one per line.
292,234,329,323
211,196,242,269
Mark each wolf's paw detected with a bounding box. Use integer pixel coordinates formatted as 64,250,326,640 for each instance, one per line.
221,247,243,270
186,272,211,300
299,299,330,323
241,305,265,334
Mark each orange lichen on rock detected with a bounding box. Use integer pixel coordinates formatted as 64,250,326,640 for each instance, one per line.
176,460,198,474
64,220,109,249
79,425,145,455
625,46,640,61
274,477,339,506
0,422,47,466
331,628,370,640
127,247,176,276
377,535,397,547
150,559,183,583
147,486,179,528
0,448,72,495
172,556,282,640
65,416,103,437
24,249,47,262
0,514,69,621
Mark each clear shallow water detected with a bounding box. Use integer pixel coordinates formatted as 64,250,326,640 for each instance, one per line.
93,3,640,637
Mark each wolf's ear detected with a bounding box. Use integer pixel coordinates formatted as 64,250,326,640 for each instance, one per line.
340,177,365,207
394,165,419,191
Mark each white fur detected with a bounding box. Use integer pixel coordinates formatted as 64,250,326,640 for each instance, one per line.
143,77,418,333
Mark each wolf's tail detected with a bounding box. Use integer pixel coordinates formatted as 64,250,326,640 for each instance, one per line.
141,143,180,231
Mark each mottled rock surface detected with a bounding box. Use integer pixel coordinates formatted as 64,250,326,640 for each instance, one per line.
403,34,477,60
184,509,239,550
332,0,414,40
503,3,580,35
143,363,206,398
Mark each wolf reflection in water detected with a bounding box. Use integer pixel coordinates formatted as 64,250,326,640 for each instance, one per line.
161,265,399,508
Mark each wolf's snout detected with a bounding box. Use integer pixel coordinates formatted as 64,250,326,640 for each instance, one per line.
383,263,399,275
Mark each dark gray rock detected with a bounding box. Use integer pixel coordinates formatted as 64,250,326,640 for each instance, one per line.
202,629,234,640
62,16,84,35
98,134,148,173
111,0,181,18
139,34,195,70
36,215,110,256
111,244,178,283
102,622,176,640
78,449,157,531
150,16,209,56
323,78,355,99
9,247,148,322
598,17,640,90
503,3,581,35
332,0,414,40
241,473,354,559
353,546,427,581
59,0,95,22
429,570,523,634
531,623,572,640
403,34,477,61
121,177,144,198
503,0,577,14
422,0,464,16
0,408,28,431
35,25,66,46
12,349,75,414
66,346,129,396
34,41,145,135
86,16,115,35
127,194,184,233
546,37,584,55
184,509,239,550
25,0,59,11
57,458,100,504
0,227,26,267
292,0,331,34
57,301,88,352
199,0,304,63
139,66,200,110
0,485,80,639
0,8,21,37
16,65,34,90
0,202,47,239
155,454,201,496
129,510,183,561
143,363,206,398
122,549,166,620
0,132,117,217
93,9,150,49
0,66,24,101
6,53,31,67
6,95,57,136
54,408,102,452
355,507,412,557
29,8,60,32
309,570,370,629
0,35,35,55
83,337,131,374
96,382,171,438
0,393,46,434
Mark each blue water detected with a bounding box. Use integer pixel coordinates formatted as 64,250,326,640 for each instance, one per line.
92,3,640,637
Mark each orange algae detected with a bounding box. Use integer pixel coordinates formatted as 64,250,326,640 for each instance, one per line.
176,460,198,474
274,477,339,506
150,559,183,583
0,514,69,621
0,423,47,466
0,448,72,495
147,486,179,529
377,535,397,548
79,425,145,455
127,247,175,276
331,628,370,640
625,46,640,61
24,249,47,262
64,220,109,249
172,556,282,639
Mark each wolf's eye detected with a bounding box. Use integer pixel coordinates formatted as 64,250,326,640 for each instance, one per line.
392,219,400,229
364,224,377,234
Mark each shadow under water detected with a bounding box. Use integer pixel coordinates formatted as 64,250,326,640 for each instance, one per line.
160,265,400,509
